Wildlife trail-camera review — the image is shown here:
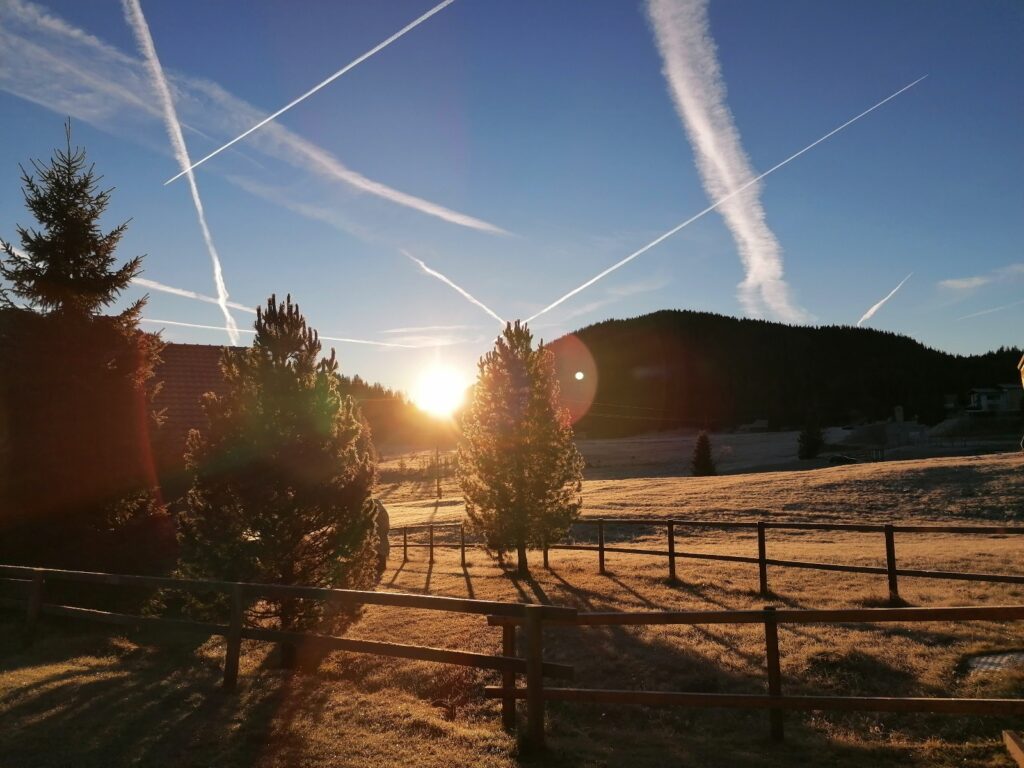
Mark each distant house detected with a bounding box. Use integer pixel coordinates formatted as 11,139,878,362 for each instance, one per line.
967,384,1023,414
153,343,234,471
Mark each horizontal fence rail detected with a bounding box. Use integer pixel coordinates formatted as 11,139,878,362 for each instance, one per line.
0,563,576,747
484,603,1024,741
3,561,1023,749
0,564,573,619
391,518,1024,599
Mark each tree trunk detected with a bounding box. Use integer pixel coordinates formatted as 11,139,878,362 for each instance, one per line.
516,540,528,577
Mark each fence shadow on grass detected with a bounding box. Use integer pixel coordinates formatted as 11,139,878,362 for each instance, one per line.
0,620,327,768
478,580,922,767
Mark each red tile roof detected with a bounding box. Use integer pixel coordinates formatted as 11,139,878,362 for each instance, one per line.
153,343,236,461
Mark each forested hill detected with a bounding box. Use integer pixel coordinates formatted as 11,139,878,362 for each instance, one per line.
337,373,452,448
546,310,1021,437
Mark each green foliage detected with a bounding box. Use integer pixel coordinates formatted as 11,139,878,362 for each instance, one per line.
458,321,584,575
0,122,165,576
0,121,142,321
691,431,716,476
178,295,378,634
798,417,825,460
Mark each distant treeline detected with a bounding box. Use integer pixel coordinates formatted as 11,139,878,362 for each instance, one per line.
547,310,1022,437
337,374,456,450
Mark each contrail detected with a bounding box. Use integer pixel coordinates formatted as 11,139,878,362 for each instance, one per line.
122,0,240,344
165,0,456,184
857,273,912,327
6,242,256,315
958,298,1024,321
132,277,256,313
1,1,505,235
647,0,804,322
527,75,927,323
403,250,505,325
140,318,422,348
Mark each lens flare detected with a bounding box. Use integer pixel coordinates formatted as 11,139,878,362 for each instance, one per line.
548,334,597,424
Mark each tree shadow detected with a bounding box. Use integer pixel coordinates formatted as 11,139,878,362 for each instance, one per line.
543,566,764,667
497,562,552,606
498,596,921,767
0,623,336,768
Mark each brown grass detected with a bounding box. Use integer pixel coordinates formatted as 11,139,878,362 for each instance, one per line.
2,451,1023,767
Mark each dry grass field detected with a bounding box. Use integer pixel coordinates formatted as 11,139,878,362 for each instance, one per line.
379,447,1024,529
2,450,1023,767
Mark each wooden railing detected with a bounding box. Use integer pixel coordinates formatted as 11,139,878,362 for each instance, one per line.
393,519,1024,599
486,603,1024,742
0,563,574,746
393,522,467,567
5,563,1024,749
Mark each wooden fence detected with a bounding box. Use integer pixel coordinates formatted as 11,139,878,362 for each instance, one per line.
4,563,1024,749
0,563,574,746
392,519,1024,600
485,603,1024,742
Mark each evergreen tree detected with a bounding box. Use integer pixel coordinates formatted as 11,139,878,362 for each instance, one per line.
1,122,142,320
0,122,165,574
691,431,716,476
179,295,379,653
459,321,584,576
798,416,825,460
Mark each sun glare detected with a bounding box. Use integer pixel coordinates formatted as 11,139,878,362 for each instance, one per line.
413,365,467,418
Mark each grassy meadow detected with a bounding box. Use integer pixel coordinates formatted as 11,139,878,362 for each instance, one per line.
2,450,1023,767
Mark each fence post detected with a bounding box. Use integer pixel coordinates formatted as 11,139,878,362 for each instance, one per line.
757,521,769,597
884,524,899,602
667,521,677,583
543,542,549,569
598,519,606,575
763,605,784,742
24,572,44,646
403,527,408,563
524,605,546,749
429,524,435,565
501,623,517,731
223,583,243,690
460,523,467,568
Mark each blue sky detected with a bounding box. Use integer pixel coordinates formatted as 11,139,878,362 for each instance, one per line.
1,0,1022,395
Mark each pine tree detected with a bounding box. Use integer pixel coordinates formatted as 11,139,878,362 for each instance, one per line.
0,121,164,574
458,321,584,576
691,431,716,476
1,122,143,321
798,416,825,460
179,295,379,654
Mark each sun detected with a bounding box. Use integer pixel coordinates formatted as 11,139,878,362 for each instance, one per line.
412,365,468,418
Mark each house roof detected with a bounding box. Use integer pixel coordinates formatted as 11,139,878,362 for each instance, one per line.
154,343,235,453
